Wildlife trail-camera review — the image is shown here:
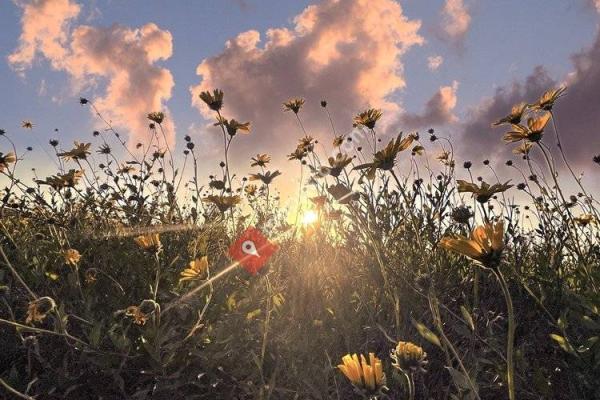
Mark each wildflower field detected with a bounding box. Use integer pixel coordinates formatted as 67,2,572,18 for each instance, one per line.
0,87,599,400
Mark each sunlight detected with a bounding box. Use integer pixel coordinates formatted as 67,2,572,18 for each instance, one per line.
301,209,318,225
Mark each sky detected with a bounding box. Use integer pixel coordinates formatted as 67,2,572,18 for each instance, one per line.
1,0,599,198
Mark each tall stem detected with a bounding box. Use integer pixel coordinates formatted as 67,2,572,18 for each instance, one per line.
492,268,515,400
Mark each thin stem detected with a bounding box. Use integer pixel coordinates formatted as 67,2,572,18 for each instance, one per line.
492,268,516,400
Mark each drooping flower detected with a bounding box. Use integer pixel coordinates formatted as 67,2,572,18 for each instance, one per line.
457,180,513,203
38,169,84,189
338,353,385,394
353,108,383,129
25,297,56,324
179,256,209,283
440,221,505,268
391,341,428,373
283,98,305,114
503,113,551,143
199,89,224,112
493,102,528,126
0,151,16,172
288,147,307,161
573,214,595,226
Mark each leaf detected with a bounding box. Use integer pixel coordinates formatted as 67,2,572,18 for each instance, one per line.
412,318,441,347
246,309,262,320
460,305,475,331
446,367,477,393
550,333,576,355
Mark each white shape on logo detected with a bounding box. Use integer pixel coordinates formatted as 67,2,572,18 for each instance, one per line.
241,240,260,257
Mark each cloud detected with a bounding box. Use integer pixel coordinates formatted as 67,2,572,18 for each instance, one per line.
439,0,471,47
400,81,459,130
191,0,423,167
427,55,444,71
8,0,81,73
460,29,600,177
9,0,176,147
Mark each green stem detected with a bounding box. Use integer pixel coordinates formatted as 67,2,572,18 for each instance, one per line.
492,269,516,400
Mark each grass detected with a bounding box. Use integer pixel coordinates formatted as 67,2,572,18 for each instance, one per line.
0,88,599,399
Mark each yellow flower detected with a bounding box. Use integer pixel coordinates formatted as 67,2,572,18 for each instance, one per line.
333,135,345,147
134,233,162,253
436,150,454,167
147,111,165,124
391,341,427,372
457,180,512,203
0,151,16,172
179,256,209,283
353,108,383,129
287,146,307,161
250,154,271,167
199,89,224,111
283,98,305,114
503,112,551,143
249,170,281,185
493,102,528,126
338,353,385,393
58,141,92,161
574,214,595,226
411,145,425,156
513,142,534,156
244,184,258,196
21,120,34,129
126,306,148,325
440,221,505,268
25,296,56,324
38,169,84,189
214,116,250,136
298,135,315,152
322,153,353,177
202,195,241,213
533,86,566,111
354,133,414,179
63,249,81,267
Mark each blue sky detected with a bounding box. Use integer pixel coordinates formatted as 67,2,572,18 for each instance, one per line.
1,0,599,190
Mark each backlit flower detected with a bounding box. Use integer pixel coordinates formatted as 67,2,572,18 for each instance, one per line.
354,133,414,179
21,120,34,129
250,154,271,167
249,170,281,185
533,86,566,111
147,111,165,124
353,108,382,129
503,113,551,143
574,214,595,226
202,195,241,213
440,221,505,268
322,153,353,177
179,256,209,283
493,102,528,126
134,233,162,253
63,249,81,267
214,116,250,136
0,151,16,172
199,89,224,112
58,142,92,161
513,142,534,156
391,341,427,373
283,98,304,114
457,180,512,203
338,353,385,394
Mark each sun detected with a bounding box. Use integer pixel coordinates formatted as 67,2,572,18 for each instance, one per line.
301,209,318,225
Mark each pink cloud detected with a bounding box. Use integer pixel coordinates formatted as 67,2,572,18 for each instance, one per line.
8,0,176,147
400,81,459,130
190,0,423,167
440,0,471,47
